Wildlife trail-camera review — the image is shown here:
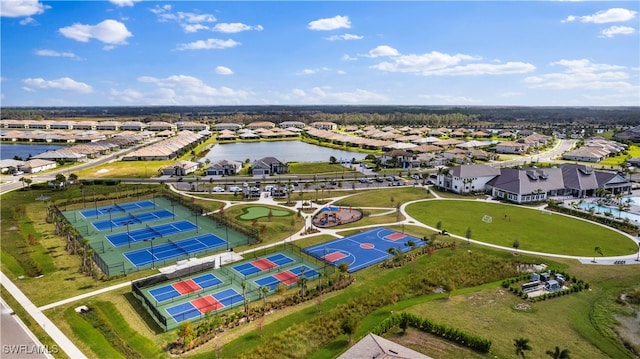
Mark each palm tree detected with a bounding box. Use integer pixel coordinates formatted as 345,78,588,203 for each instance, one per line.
593,246,603,263
546,346,571,359
259,286,269,310
513,337,532,358
241,280,249,316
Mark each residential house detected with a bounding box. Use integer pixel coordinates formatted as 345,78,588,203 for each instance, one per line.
337,333,432,359
310,121,338,131
160,160,199,176
278,121,306,129
246,121,276,129
205,160,242,176
380,149,418,168
495,141,527,154
212,123,242,131
19,159,57,173
252,157,288,176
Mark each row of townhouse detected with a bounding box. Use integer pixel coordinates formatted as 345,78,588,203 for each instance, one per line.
122,131,208,161
211,121,338,132
0,119,209,132
202,157,288,177
562,137,627,162
29,134,145,162
436,164,631,204
0,158,57,174
494,133,552,154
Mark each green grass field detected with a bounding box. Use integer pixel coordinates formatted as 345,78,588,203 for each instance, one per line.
287,162,355,174
335,187,433,208
406,199,637,256
237,206,292,220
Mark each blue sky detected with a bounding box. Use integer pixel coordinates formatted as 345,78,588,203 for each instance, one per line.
1,1,638,107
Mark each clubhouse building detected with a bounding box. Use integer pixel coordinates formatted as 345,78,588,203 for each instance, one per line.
436,163,631,204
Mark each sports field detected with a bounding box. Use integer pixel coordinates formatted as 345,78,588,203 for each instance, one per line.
304,227,424,272
406,200,638,256
61,197,253,276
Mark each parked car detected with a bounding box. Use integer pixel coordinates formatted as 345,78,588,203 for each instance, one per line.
229,186,242,192
375,177,384,182
386,176,394,181
212,186,225,192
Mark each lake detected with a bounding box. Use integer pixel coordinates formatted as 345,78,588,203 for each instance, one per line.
203,141,367,163
0,143,67,160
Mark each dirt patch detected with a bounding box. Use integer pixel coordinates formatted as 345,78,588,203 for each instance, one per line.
7,226,19,231
384,328,485,359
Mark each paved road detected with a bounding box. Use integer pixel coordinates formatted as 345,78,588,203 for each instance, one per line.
0,299,52,359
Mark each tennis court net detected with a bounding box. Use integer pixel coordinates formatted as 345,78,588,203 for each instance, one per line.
146,224,163,238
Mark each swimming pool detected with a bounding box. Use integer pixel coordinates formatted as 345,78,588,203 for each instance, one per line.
577,203,640,223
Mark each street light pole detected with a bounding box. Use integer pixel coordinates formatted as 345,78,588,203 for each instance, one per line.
636,241,640,262
109,209,113,232
126,221,132,248
145,238,156,269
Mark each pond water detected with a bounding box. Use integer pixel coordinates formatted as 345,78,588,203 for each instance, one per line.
203,141,367,163
0,143,67,160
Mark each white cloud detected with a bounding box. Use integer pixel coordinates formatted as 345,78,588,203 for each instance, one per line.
150,5,216,32
110,74,249,105
59,19,132,45
0,0,49,18
109,0,141,7
325,33,363,41
176,38,240,51
19,16,36,25
215,66,234,75
342,54,358,61
308,15,351,31
213,23,264,33
370,49,534,76
600,25,636,38
295,67,330,75
524,59,632,90
562,8,637,24
22,77,92,93
288,86,387,104
35,49,78,58
366,45,399,58
336,70,346,75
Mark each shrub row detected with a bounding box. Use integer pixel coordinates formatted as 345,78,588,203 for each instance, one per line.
372,312,492,353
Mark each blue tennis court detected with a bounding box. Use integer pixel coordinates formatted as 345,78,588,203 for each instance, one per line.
212,288,243,307
166,302,200,323
149,286,181,303
232,253,295,277
92,209,174,231
254,265,319,290
80,200,156,218
106,220,197,247
303,227,423,272
124,233,228,267
149,273,223,303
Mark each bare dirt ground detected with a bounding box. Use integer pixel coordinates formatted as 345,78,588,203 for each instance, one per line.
312,207,363,228
615,311,640,356
383,328,485,359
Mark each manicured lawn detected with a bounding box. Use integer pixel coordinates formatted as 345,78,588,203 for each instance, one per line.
74,161,175,178
237,206,292,220
288,162,354,174
335,187,433,208
406,199,637,256
598,145,640,166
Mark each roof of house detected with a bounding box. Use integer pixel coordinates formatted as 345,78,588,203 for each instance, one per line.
337,333,432,359
487,167,565,194
383,149,414,157
450,164,500,178
253,157,284,169
560,163,599,190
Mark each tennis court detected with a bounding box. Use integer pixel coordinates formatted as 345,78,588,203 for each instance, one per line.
232,253,294,277
148,273,224,303
254,265,319,290
106,220,197,247
92,209,174,231
303,227,423,272
80,200,156,218
166,288,244,323
124,233,227,267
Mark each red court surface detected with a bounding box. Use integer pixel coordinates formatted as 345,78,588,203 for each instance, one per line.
274,271,299,285
385,233,406,241
173,279,202,295
323,251,347,262
192,296,224,313
360,243,375,249
252,258,278,270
